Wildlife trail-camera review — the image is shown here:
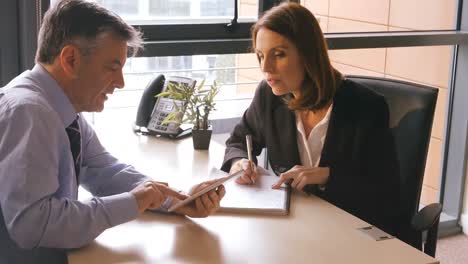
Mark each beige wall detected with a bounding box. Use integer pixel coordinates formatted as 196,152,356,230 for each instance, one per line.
240,0,257,17
302,0,456,31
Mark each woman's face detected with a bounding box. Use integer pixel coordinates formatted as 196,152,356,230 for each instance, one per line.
255,28,305,96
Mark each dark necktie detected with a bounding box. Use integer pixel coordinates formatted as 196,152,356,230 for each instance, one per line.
66,118,81,183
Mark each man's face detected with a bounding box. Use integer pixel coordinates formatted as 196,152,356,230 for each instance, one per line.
72,33,127,112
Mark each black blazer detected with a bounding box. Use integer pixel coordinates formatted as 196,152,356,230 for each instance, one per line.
222,79,401,235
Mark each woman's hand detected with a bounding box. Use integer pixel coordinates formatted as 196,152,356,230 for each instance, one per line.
174,180,226,218
230,158,258,185
271,166,330,192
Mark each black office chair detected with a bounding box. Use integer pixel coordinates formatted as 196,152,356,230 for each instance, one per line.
347,75,442,257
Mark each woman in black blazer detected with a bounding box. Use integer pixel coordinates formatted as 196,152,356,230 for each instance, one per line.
221,2,400,235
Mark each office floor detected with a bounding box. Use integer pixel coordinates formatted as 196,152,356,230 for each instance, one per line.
436,234,468,264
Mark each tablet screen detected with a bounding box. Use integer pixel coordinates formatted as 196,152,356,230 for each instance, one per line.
168,169,244,212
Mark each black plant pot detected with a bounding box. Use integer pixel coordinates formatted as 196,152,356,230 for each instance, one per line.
192,128,212,150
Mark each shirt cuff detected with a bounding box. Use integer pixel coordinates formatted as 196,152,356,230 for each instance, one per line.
100,192,139,227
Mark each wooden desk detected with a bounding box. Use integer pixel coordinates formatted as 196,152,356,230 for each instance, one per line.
68,128,438,264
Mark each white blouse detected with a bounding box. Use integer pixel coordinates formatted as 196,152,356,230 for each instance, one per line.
295,104,333,167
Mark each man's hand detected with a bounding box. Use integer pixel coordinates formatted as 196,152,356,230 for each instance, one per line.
271,166,330,192
174,180,226,218
130,181,186,214
230,158,258,185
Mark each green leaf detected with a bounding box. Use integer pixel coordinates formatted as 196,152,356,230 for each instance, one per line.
155,78,221,128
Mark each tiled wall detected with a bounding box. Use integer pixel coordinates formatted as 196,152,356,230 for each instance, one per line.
235,0,457,205
305,0,456,30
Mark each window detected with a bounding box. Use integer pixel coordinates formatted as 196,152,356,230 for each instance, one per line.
97,0,138,16
96,53,258,125
51,0,258,24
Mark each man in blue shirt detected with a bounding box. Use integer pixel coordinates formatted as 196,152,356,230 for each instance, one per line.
0,1,225,263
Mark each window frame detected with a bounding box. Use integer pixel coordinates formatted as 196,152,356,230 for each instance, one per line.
438,0,468,236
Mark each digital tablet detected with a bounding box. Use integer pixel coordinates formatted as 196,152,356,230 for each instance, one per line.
168,169,244,212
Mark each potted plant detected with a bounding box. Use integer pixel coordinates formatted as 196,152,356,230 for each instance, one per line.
156,79,220,150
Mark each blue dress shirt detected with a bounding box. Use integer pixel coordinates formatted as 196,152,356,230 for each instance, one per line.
0,65,150,262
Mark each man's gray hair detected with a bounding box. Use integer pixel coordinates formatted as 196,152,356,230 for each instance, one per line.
36,0,143,64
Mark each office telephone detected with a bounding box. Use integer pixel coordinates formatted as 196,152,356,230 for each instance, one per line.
134,74,195,139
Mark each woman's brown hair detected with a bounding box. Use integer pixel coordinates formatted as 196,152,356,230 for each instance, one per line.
251,2,341,111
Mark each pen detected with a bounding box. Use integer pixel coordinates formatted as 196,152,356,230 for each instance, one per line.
246,134,254,174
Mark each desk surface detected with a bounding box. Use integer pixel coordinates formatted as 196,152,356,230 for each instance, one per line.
69,128,438,264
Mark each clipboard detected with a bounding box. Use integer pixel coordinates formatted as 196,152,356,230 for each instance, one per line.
167,169,244,212
210,167,291,215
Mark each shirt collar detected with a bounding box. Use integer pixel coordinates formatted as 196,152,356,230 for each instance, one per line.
321,103,333,124
295,103,334,134
30,64,77,127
